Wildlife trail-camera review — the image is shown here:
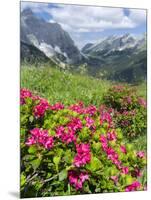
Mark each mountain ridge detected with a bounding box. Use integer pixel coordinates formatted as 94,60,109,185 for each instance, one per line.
21,8,147,83
21,8,83,65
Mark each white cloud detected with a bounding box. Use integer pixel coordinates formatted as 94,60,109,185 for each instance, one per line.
128,9,146,24
21,3,146,33
21,3,146,48
21,1,49,12
48,5,146,33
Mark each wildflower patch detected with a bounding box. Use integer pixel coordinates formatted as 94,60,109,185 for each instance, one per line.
20,88,147,197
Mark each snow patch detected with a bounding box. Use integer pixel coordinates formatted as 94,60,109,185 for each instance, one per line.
38,42,55,57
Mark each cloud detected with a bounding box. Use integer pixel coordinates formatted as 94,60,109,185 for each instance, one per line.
21,1,49,12
21,2,146,33
48,5,146,33
128,9,146,24
21,2,146,48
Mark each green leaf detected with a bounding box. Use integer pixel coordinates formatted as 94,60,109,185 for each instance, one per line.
126,144,133,151
92,142,101,153
34,181,43,190
29,115,34,123
21,173,26,187
28,145,37,154
79,128,90,141
20,128,26,136
116,128,123,139
110,167,118,176
68,183,71,195
103,122,109,129
57,148,64,156
59,169,67,181
63,150,73,164
93,131,101,142
86,156,102,172
46,172,52,179
25,97,32,105
48,129,56,136
125,175,133,185
53,156,61,171
30,158,41,170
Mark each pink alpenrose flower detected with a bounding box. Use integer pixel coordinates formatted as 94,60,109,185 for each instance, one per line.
74,143,91,167
120,145,127,154
68,171,89,190
137,151,145,158
125,181,141,192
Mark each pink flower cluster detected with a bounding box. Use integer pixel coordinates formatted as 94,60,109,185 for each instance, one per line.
99,104,114,114
68,117,83,132
100,132,144,190
112,85,125,93
68,170,89,190
106,147,121,169
132,168,142,177
125,181,141,192
69,102,84,114
137,151,145,158
121,166,129,174
107,131,116,141
20,88,32,105
33,98,49,118
21,89,64,118
138,97,147,108
21,88,146,192
100,112,112,127
85,116,94,128
56,126,76,144
123,110,136,116
84,105,97,116
56,118,83,144
100,134,130,173
100,135,108,151
124,96,132,104
50,102,64,111
120,120,130,127
120,145,127,154
74,143,91,167
26,128,54,149
69,102,97,116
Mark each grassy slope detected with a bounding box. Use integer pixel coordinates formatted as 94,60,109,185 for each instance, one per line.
21,65,147,151
21,65,112,107
137,81,147,98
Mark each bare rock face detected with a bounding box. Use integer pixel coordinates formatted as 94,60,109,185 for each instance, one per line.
21,8,83,65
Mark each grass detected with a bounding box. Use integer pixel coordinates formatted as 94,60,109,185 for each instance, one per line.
21,65,147,151
21,65,112,107
131,135,147,151
136,81,147,99
21,65,146,103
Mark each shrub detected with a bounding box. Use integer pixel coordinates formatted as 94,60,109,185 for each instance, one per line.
103,85,147,139
20,88,147,198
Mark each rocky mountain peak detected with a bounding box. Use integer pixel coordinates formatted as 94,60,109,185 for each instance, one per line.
21,9,83,65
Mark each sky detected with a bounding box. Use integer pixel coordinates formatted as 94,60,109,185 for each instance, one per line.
21,1,147,48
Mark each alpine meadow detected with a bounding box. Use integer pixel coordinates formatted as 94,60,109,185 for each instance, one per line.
20,2,147,198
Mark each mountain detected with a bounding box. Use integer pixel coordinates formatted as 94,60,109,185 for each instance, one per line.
82,34,137,54
82,33,147,82
81,43,93,53
20,8,146,83
21,41,57,66
21,8,83,65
